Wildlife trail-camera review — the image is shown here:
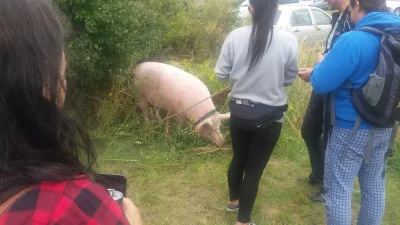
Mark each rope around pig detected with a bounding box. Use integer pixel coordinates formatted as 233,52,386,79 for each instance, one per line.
156,86,301,142
158,86,230,123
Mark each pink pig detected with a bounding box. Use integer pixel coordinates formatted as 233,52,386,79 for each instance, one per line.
134,62,230,147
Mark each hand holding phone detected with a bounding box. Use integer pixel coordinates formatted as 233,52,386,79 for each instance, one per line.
298,68,313,82
96,173,142,224
122,198,143,225
96,173,128,197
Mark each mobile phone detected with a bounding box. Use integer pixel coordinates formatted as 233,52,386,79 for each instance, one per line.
96,173,128,197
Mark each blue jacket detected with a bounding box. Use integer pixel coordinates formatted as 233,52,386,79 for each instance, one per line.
310,12,400,130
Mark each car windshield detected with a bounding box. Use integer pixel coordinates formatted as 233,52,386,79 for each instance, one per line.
278,0,300,4
241,0,250,6
275,11,282,25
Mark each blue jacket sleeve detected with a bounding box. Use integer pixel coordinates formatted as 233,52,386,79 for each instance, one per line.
310,35,358,94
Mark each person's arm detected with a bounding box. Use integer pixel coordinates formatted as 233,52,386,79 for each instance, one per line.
310,35,358,94
215,33,233,82
284,41,299,87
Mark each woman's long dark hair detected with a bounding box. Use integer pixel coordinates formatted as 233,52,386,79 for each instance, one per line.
247,0,278,71
0,0,95,203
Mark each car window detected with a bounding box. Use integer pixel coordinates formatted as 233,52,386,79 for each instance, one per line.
291,10,312,26
275,11,282,25
278,0,300,4
311,9,331,25
241,0,250,6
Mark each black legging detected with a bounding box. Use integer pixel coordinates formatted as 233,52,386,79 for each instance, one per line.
228,115,282,223
301,91,331,183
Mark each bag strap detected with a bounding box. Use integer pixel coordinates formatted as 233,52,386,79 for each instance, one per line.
330,92,336,126
365,127,377,163
330,82,353,127
358,26,384,35
343,81,376,163
342,115,362,160
0,187,32,216
386,121,399,158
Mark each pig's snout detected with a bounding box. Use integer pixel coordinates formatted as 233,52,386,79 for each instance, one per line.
201,131,225,147
215,137,225,148
211,130,225,148
196,120,225,147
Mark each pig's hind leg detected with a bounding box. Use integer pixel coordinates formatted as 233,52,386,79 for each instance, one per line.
154,108,162,121
137,97,150,124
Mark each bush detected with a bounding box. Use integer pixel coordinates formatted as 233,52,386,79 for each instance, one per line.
56,0,162,89
161,0,239,60
58,0,239,132
56,0,238,91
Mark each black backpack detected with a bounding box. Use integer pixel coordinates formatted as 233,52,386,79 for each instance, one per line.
330,27,400,160
349,27,400,128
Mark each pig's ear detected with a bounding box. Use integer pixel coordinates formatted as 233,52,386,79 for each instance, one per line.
217,112,230,121
195,120,212,133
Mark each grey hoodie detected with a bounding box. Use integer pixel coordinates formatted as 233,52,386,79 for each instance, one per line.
215,26,299,107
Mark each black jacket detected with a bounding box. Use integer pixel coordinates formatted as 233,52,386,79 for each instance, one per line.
324,7,355,53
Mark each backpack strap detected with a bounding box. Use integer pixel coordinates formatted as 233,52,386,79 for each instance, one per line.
342,115,362,160
330,92,336,126
365,127,377,163
386,121,399,158
358,26,384,35
332,82,379,162
344,81,379,163
340,115,380,163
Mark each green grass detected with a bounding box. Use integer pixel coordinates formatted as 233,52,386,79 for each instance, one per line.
86,41,400,224
92,77,400,225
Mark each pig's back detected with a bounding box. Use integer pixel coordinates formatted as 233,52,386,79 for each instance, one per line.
135,62,212,111
136,62,199,83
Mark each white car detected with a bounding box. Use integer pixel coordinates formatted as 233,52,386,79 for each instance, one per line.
276,5,332,44
238,0,250,18
387,0,400,16
238,3,332,44
238,0,310,18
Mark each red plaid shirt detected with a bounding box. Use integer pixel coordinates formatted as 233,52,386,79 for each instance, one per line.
0,177,130,225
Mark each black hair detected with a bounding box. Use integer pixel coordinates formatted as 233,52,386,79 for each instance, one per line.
247,0,278,71
0,0,96,203
350,0,387,12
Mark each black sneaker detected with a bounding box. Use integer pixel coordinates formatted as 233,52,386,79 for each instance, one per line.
226,202,239,212
309,190,326,203
298,175,323,186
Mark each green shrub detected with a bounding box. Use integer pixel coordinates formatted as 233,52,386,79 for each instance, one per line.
56,0,238,91
56,0,162,89
161,0,239,60
58,0,239,133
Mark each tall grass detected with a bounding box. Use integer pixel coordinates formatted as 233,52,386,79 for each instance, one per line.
87,41,400,225
90,42,323,142
60,0,399,222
